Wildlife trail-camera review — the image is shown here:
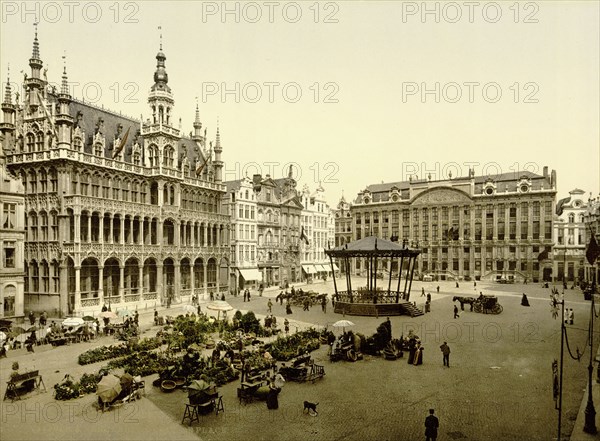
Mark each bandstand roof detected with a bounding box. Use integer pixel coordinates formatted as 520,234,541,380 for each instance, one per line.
326,236,421,258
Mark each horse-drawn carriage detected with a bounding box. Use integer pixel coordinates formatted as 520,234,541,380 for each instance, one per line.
453,295,503,314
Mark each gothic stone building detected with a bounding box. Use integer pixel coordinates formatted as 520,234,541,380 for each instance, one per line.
1,30,230,316
351,167,557,283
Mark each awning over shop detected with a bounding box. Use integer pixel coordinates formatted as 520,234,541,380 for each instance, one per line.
239,268,263,281
315,264,328,273
331,263,340,272
302,265,316,274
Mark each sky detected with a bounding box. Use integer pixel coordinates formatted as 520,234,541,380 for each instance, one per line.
1,1,598,207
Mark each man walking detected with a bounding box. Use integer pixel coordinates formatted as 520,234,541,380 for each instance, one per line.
453,305,459,319
267,299,273,313
440,342,450,367
425,409,439,441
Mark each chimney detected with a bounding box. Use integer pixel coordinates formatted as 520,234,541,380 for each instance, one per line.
551,170,557,189
543,166,548,178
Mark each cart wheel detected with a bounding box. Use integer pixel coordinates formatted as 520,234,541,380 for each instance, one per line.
493,305,503,314
347,349,358,362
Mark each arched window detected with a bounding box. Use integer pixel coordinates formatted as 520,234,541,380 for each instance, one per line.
26,133,35,152
149,145,159,167
568,213,575,223
163,146,174,168
73,136,83,151
94,143,103,156
580,214,585,223
36,132,44,151
133,151,140,165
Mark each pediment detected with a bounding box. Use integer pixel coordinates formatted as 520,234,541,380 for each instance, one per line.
411,188,472,205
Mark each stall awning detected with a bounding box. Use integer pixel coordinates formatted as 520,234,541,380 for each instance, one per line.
239,268,263,281
331,263,340,272
316,264,328,272
302,265,316,274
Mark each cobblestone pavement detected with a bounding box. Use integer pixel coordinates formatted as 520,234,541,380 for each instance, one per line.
0,280,597,440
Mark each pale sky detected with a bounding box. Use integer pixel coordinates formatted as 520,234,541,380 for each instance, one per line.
1,1,598,206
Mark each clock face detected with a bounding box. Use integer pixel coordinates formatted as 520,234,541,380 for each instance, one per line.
573,200,581,207
520,184,529,193
485,187,494,195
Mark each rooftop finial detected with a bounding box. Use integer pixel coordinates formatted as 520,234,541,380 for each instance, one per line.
61,52,69,94
32,22,40,59
3,64,12,104
159,25,162,51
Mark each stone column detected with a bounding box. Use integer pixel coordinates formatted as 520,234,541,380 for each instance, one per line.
157,263,164,304
129,217,134,244
203,262,208,299
74,266,81,313
109,214,114,244
119,265,125,301
174,262,181,301
139,218,144,246
98,266,104,303
87,215,92,242
190,261,196,297
59,261,69,316
138,264,144,297
74,213,81,242
120,217,125,244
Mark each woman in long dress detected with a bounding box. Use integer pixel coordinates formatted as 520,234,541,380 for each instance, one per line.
266,380,280,410
413,346,423,366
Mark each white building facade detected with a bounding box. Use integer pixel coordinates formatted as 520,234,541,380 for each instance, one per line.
225,177,260,291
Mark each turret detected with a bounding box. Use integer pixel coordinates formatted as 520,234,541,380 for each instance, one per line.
192,102,203,142
147,31,175,128
0,66,16,155
25,23,45,110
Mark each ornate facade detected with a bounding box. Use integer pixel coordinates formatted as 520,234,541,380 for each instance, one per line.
2,29,229,316
225,177,260,291
553,189,588,283
299,184,336,281
351,167,557,282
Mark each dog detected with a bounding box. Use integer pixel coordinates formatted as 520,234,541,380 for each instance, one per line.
303,401,319,416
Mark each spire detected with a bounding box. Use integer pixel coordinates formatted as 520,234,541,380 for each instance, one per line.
61,53,69,95
215,120,221,149
32,22,40,60
3,65,12,104
151,26,170,93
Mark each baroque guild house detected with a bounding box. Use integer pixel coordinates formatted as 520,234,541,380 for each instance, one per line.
1,29,230,316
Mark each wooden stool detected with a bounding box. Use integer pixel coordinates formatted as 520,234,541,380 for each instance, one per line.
182,404,199,426
213,395,224,415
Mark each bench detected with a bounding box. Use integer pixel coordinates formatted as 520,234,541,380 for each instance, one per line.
4,370,46,401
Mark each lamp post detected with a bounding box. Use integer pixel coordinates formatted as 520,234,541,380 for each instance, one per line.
583,195,599,434
583,275,597,434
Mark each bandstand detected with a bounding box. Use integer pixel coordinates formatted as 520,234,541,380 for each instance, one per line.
325,236,422,317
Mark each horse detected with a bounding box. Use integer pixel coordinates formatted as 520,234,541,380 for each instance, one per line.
453,296,476,311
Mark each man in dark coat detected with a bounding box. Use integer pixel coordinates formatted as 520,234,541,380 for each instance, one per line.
425,409,439,441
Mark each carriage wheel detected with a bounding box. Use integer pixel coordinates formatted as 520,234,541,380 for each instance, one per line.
492,304,503,314
346,349,358,362
473,303,482,313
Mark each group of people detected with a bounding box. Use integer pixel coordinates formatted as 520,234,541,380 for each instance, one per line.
27,310,48,327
